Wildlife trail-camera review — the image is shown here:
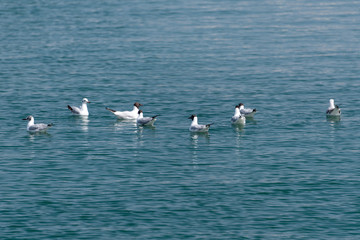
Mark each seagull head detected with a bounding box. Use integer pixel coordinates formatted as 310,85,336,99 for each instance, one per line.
137,110,144,118
188,114,196,120
82,98,90,103
22,115,33,121
134,102,143,108
329,99,336,108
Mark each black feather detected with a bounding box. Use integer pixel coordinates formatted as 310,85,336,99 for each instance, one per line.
105,107,116,113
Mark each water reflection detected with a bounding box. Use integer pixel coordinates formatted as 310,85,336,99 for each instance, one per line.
191,134,199,169
232,124,245,156
137,125,156,130
190,132,210,169
326,115,342,146
134,124,156,149
78,115,89,132
190,132,210,143
232,123,245,133
136,124,156,137
27,131,52,142
245,117,257,125
70,115,90,132
326,115,341,128
112,119,137,131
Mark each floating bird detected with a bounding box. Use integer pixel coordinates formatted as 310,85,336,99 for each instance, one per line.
238,103,256,117
23,115,53,132
106,102,143,120
136,110,159,126
188,114,212,132
231,105,246,125
326,99,341,116
68,98,90,116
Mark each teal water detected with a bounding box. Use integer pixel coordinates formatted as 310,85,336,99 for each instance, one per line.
1,0,360,239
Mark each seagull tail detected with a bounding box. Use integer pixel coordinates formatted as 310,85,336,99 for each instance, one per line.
105,107,116,113
48,123,53,127
206,123,214,128
152,115,160,119
67,105,73,111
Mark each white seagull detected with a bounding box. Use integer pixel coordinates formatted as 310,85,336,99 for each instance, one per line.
188,114,213,132
23,115,53,132
136,110,159,126
106,102,143,120
68,98,91,116
239,103,256,117
231,105,246,125
326,99,341,116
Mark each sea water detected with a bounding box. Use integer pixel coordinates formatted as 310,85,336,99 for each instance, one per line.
1,0,360,239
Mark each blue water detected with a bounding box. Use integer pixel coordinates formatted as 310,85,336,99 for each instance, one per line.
1,0,360,239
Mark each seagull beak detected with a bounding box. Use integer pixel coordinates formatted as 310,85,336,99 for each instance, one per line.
22,118,27,120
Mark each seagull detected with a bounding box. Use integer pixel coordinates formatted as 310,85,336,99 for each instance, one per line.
23,115,53,132
239,103,256,117
106,102,143,120
326,99,341,116
231,105,246,125
68,98,90,115
188,114,213,132
136,110,159,126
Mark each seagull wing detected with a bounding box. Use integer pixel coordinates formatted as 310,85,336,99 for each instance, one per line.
29,123,51,131
241,108,255,114
137,117,157,126
68,105,81,114
231,116,239,123
190,124,210,132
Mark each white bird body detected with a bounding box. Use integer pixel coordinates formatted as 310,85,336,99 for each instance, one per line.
68,98,90,116
239,103,256,117
326,99,341,116
231,105,246,125
23,116,52,132
189,115,212,132
136,110,158,126
106,102,142,120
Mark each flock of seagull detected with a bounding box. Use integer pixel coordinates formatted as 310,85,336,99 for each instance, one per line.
23,98,341,133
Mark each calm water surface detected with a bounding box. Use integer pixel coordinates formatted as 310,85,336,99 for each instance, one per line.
1,0,360,239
